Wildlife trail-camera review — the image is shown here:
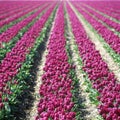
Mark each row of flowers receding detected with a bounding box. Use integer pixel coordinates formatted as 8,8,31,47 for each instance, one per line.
0,3,41,28
0,3,49,43
67,3,120,120
0,2,38,20
0,1,37,15
0,3,57,119
79,3,120,33
36,3,76,120
72,2,120,55
0,2,44,34
81,1,120,21
0,4,50,62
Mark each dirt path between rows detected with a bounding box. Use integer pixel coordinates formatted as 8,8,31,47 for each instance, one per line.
69,2,120,83
26,43,48,120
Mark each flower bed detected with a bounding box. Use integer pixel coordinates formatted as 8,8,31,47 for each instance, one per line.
67,3,120,120
72,3,120,55
0,4,32,20
0,3,56,119
0,3,41,28
36,3,76,120
0,4,48,43
79,3,120,32
81,1,120,21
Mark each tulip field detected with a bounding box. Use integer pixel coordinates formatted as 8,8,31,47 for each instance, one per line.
0,1,120,120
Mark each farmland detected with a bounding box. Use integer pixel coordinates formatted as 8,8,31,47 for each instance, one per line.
0,1,120,120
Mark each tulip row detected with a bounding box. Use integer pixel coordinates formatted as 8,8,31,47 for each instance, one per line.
94,2,120,14
81,1,120,21
0,2,43,16
0,1,34,15
0,4,32,20
65,5,103,119
107,8,120,15
0,4,49,63
0,4,56,119
67,3,120,120
79,3,120,33
71,3,120,68
0,2,22,15
72,3,120,55
0,3,42,28
0,3,49,43
36,4,76,120
82,1,120,13
106,8,120,15
0,4,44,34
65,6,91,119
